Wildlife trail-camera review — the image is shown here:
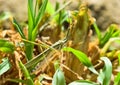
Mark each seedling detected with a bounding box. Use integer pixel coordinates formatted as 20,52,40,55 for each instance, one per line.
13,0,48,61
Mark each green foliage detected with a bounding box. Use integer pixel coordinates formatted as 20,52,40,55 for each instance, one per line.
114,72,120,85
27,0,48,60
69,80,99,85
101,38,120,56
97,57,112,85
0,39,14,53
0,12,12,21
19,60,34,85
118,54,120,65
52,68,66,85
55,2,69,26
63,47,98,75
93,23,101,41
45,1,71,28
46,1,55,15
8,79,26,84
0,58,11,75
13,0,48,61
13,18,26,39
0,39,14,76
93,23,120,47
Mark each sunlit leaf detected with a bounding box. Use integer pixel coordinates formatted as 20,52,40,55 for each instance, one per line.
0,39,14,53
19,60,34,85
69,80,99,85
63,47,98,75
35,0,48,26
93,22,101,41
100,26,115,47
8,79,26,83
13,18,26,39
46,1,55,15
32,0,48,40
114,72,120,85
28,0,35,40
0,12,12,21
97,57,112,85
52,68,66,85
0,58,11,75
118,54,120,65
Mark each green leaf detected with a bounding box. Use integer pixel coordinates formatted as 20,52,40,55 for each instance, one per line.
46,1,55,15
13,18,26,39
114,72,120,85
19,60,34,85
118,54,120,65
8,78,34,85
0,12,12,21
97,57,112,85
69,80,99,85
0,58,11,75
62,47,98,75
8,79,26,83
52,68,66,85
35,0,48,26
28,0,35,40
101,26,114,47
93,22,101,41
32,0,48,41
0,39,14,53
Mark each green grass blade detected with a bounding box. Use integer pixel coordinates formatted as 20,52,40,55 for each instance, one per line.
28,0,35,40
69,80,99,85
25,43,34,61
32,0,48,41
62,47,98,75
118,54,120,65
0,12,12,21
100,26,114,47
46,1,55,15
0,58,11,75
13,18,26,39
19,60,34,85
93,22,101,41
35,0,48,26
52,68,66,85
0,39,14,53
26,0,35,61
114,72,120,85
8,79,26,83
97,57,112,85
112,30,120,37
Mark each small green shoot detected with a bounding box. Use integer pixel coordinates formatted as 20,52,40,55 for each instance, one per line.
62,47,98,75
13,18,26,39
93,23,120,48
0,12,12,21
52,68,66,85
7,79,26,84
97,57,112,85
69,80,99,85
52,61,66,85
0,39,14,53
114,72,120,85
93,22,101,41
13,0,48,61
19,60,34,85
118,54,120,65
101,38,120,56
0,58,11,75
